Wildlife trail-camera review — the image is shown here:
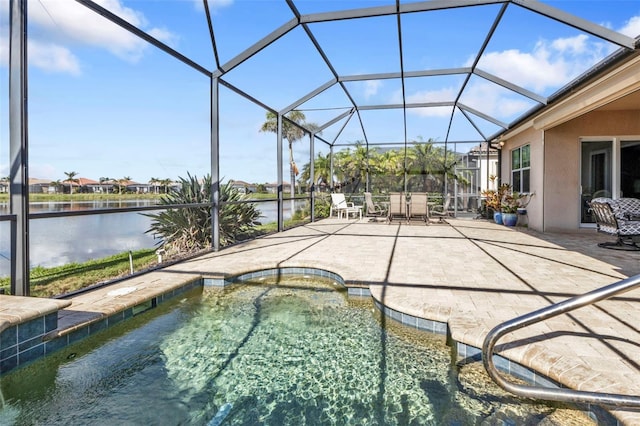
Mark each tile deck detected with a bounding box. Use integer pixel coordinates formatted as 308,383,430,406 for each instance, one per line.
2,217,639,424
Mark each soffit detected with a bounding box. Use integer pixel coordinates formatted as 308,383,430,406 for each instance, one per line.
596,89,640,111
531,53,640,130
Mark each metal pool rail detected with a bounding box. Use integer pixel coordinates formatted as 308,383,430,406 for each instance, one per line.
482,273,640,407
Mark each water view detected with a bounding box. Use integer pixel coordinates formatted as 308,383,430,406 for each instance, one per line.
0,199,299,277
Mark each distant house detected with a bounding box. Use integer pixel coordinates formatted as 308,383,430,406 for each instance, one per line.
75,177,101,193
459,142,499,193
265,182,291,194
125,180,151,193
28,178,55,193
228,180,257,194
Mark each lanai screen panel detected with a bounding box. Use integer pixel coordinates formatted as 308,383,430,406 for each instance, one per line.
2,0,639,192
218,86,277,191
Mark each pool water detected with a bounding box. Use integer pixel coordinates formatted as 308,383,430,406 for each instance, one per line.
0,276,594,425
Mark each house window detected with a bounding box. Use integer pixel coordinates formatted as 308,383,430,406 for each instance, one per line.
511,144,530,192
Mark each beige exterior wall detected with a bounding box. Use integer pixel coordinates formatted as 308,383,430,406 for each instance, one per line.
544,110,640,231
504,109,640,232
501,127,544,231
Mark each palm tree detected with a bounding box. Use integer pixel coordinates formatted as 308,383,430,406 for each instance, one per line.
99,177,112,193
161,178,173,194
374,148,404,192
407,139,440,192
117,176,131,195
260,111,319,211
149,177,159,194
63,171,79,194
299,151,331,192
49,179,63,194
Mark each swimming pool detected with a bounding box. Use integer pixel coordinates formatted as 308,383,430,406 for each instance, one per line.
0,275,594,425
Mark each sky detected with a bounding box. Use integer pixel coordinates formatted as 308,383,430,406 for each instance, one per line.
1,0,639,185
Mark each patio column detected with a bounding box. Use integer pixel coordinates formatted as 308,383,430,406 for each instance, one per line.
329,146,334,191
211,77,220,251
309,132,315,222
277,114,284,232
9,0,29,296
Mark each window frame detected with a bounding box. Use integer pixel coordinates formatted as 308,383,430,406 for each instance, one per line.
511,144,530,193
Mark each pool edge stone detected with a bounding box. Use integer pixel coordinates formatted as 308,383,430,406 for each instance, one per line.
373,298,619,426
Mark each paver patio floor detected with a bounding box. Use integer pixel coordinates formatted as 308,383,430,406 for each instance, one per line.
11,217,638,423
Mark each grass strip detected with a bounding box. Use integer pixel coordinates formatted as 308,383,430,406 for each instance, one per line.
0,249,158,298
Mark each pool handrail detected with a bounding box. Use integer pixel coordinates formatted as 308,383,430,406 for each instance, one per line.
482,272,640,407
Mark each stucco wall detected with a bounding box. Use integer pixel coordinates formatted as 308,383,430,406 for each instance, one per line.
502,127,544,231
544,109,640,231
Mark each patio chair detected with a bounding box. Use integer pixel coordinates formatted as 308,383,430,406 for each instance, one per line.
407,192,429,224
387,192,406,223
364,192,386,220
430,194,453,223
589,197,640,250
330,193,362,219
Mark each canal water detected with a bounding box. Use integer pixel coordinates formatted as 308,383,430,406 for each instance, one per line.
0,199,298,278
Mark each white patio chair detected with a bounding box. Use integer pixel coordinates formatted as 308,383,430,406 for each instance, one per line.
330,193,362,219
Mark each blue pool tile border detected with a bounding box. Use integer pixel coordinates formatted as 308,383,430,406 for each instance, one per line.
0,278,202,376
374,299,618,426
204,267,347,288
374,299,448,335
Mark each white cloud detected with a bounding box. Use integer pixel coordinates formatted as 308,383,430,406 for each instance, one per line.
619,15,640,37
29,41,81,75
0,36,7,68
550,33,589,54
461,81,531,119
363,80,382,99
211,0,235,7
475,34,606,93
404,87,457,117
26,0,177,69
406,87,456,103
465,14,640,120
148,28,179,47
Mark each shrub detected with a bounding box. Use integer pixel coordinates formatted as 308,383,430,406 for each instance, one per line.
145,173,261,255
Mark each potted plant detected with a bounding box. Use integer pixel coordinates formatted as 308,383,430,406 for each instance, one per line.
502,191,534,226
501,192,520,226
516,192,534,216
481,176,511,224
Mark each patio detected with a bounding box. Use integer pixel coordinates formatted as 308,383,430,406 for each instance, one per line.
33,216,637,424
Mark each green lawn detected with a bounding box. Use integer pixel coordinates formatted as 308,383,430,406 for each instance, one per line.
0,249,158,297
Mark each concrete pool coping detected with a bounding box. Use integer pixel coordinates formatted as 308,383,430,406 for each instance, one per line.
1,217,639,424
